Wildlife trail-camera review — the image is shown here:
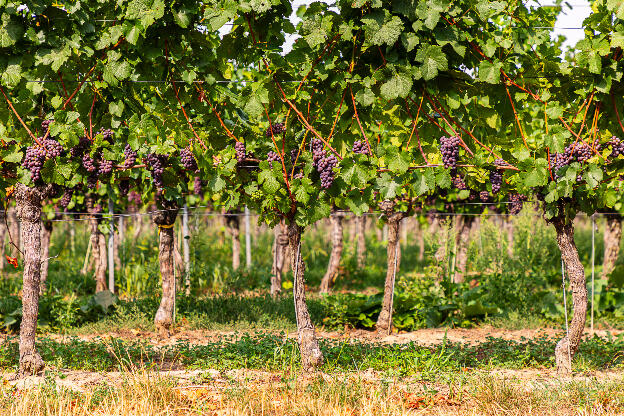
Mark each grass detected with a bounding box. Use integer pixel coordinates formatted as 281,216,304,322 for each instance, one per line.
0,332,622,375
2,368,624,415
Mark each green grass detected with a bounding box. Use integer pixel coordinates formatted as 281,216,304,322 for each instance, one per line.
1,332,622,376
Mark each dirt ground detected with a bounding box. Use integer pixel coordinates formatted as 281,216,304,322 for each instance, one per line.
32,325,624,347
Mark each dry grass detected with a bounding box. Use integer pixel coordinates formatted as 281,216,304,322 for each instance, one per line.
2,369,624,416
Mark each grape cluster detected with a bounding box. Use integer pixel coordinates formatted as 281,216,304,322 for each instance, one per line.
609,136,624,158
265,122,285,137
234,142,246,163
22,146,46,182
250,190,262,201
352,140,369,155
311,139,324,168
123,144,137,169
294,171,304,180
267,151,280,167
98,159,113,176
180,147,198,171
42,138,62,158
118,179,130,196
193,176,203,196
128,191,141,206
509,194,528,215
479,191,490,202
60,188,73,209
98,128,114,143
145,153,168,187
290,149,299,164
86,175,98,189
494,158,509,167
573,142,592,163
70,136,91,158
317,154,338,189
452,175,467,190
41,119,53,134
552,142,593,179
82,154,97,173
490,170,503,194
440,136,460,171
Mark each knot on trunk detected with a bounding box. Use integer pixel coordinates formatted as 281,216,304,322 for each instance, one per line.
153,198,178,226
379,199,395,215
15,184,44,223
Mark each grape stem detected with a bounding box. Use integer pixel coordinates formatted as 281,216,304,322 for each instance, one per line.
349,86,373,155
0,85,41,145
504,85,529,151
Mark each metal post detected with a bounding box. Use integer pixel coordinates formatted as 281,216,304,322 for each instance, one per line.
182,204,190,295
107,199,115,294
245,206,252,268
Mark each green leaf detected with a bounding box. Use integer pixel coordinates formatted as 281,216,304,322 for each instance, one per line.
478,61,502,84
0,15,22,47
258,169,280,194
362,12,403,46
380,71,412,100
415,45,447,80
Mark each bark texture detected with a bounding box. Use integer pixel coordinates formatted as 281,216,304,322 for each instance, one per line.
287,222,324,371
602,214,622,279
153,198,179,338
319,212,344,294
552,217,587,375
376,201,406,334
39,219,53,293
453,216,475,283
355,216,366,268
271,221,288,297
226,213,241,271
16,184,50,377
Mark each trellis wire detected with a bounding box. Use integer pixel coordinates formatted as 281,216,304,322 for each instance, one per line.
561,258,572,368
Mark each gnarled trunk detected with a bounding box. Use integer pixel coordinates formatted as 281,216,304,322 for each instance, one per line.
355,215,366,268
602,214,622,279
16,184,49,377
287,222,323,371
552,217,587,375
271,220,287,298
320,212,344,294
376,211,404,333
226,213,241,271
86,195,107,292
39,219,53,293
153,198,179,337
453,216,475,283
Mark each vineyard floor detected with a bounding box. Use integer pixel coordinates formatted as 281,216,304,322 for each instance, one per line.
29,325,624,347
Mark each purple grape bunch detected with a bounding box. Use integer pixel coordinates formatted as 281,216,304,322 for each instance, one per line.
123,144,137,169
98,159,114,176
98,128,114,143
42,138,62,158
145,153,168,188
118,179,131,196
60,188,73,209
82,154,97,173
265,122,285,137
317,154,338,189
311,139,324,168
128,191,141,206
440,135,460,171
86,175,98,189
180,147,198,171
352,140,369,155
22,145,46,182
509,193,528,215
479,191,490,202
452,175,467,190
234,142,246,163
41,119,53,134
193,176,203,196
70,136,91,158
490,170,503,194
266,151,280,167
609,136,624,158
552,142,593,180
